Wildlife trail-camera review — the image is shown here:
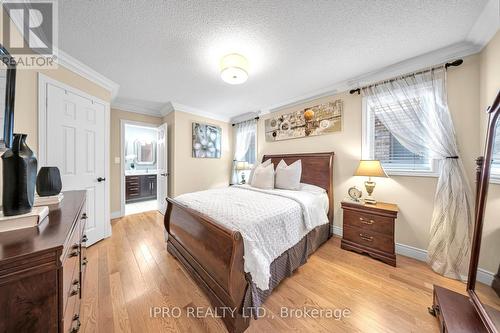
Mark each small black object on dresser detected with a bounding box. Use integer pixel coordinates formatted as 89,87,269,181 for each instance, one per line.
1,133,37,216
341,201,398,266
36,166,62,196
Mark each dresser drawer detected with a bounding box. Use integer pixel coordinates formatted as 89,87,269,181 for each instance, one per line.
343,225,394,254
343,210,393,235
62,227,80,314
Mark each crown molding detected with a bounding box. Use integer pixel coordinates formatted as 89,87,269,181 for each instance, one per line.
259,40,483,115
111,100,163,117
56,50,120,99
466,0,500,49
170,102,230,122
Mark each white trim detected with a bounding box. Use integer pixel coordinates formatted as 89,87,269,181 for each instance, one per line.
37,73,112,239
112,100,165,117
120,119,160,217
171,102,230,122
57,50,120,99
333,225,495,285
111,211,122,219
466,0,500,48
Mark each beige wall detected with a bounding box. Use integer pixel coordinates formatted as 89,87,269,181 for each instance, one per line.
109,109,163,213
170,111,232,197
478,30,500,273
257,54,481,252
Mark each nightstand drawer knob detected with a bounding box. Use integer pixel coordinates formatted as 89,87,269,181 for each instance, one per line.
359,217,375,225
359,233,374,242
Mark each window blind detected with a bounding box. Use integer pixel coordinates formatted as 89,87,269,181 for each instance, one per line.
492,122,500,174
369,98,432,172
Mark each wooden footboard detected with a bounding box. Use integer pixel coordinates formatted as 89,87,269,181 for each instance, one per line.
164,197,250,333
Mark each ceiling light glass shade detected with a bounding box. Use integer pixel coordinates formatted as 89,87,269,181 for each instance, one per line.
220,53,248,84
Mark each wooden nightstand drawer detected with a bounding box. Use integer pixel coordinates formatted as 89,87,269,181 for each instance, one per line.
343,210,393,235
343,225,394,254
341,201,398,266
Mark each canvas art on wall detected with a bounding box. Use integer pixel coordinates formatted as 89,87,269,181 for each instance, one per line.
265,99,343,142
192,123,222,158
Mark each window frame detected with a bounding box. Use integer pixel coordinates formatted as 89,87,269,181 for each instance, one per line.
361,97,440,177
491,122,500,184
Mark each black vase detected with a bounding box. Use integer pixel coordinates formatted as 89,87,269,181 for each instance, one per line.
36,167,62,196
2,134,38,216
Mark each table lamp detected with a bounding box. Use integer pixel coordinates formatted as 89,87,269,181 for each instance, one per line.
236,161,250,184
354,160,388,204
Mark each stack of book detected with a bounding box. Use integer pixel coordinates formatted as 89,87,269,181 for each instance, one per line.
34,193,64,206
0,206,50,232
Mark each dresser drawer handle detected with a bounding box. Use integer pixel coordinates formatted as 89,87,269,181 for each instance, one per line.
359,233,373,242
70,279,80,296
82,235,88,243
81,213,88,220
359,217,374,225
82,257,88,266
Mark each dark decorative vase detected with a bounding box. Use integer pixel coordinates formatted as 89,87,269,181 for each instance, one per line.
2,134,37,216
36,167,62,197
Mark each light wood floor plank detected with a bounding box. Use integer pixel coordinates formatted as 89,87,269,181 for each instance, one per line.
81,210,485,333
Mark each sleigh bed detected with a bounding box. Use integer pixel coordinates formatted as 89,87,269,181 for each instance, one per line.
164,152,334,332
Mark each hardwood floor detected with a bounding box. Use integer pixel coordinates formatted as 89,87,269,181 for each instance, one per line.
81,211,474,333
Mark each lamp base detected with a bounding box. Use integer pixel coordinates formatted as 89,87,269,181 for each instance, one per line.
364,196,377,205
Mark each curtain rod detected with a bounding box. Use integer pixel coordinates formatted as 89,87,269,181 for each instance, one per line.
231,116,259,126
348,59,463,95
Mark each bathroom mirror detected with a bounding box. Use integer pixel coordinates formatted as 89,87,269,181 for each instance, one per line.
134,139,156,165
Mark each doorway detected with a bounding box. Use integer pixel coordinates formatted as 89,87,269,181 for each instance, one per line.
120,121,168,216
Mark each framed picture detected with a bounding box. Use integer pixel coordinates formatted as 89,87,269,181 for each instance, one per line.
192,122,221,158
265,99,343,142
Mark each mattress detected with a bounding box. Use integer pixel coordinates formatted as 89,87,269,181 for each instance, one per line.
174,184,329,290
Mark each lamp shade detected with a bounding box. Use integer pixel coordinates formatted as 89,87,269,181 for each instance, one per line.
235,161,250,171
354,160,388,178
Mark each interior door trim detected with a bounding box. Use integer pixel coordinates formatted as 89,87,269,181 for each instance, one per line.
37,72,112,239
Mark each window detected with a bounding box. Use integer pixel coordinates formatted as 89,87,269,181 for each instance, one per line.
243,131,257,165
362,96,438,176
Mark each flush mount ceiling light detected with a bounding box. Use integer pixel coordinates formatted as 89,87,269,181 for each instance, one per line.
220,53,248,84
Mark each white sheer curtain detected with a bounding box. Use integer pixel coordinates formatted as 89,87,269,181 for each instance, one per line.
362,67,473,280
232,119,257,184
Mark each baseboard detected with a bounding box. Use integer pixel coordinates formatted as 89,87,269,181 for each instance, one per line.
110,211,122,219
332,225,494,285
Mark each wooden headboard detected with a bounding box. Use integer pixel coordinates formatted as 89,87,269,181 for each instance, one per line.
262,152,335,232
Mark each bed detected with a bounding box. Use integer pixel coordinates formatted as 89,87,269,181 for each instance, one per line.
164,152,334,332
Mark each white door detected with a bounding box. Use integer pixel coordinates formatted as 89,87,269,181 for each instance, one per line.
157,123,168,214
45,83,107,246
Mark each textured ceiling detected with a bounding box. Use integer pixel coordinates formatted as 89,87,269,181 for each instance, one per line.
59,0,488,119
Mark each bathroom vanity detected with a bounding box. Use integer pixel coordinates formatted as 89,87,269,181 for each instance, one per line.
125,173,157,203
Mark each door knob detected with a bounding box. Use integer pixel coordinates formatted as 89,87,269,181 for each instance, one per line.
97,177,106,182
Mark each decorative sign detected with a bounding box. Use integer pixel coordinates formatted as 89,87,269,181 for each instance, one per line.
265,99,343,142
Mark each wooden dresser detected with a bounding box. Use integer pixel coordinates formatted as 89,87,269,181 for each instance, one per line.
0,191,87,333
341,201,398,266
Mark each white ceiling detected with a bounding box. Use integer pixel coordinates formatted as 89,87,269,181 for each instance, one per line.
59,0,492,120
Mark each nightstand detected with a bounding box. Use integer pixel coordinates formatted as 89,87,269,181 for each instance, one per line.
340,201,399,266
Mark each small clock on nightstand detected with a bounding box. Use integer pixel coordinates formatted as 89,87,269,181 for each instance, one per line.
340,200,399,266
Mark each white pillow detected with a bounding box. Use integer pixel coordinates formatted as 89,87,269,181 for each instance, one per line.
248,159,271,184
300,183,326,194
250,163,275,190
275,159,302,190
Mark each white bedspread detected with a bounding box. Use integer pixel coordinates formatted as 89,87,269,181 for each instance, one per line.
174,185,329,290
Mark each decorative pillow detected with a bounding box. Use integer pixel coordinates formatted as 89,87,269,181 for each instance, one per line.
250,163,275,190
275,159,302,190
248,159,271,184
